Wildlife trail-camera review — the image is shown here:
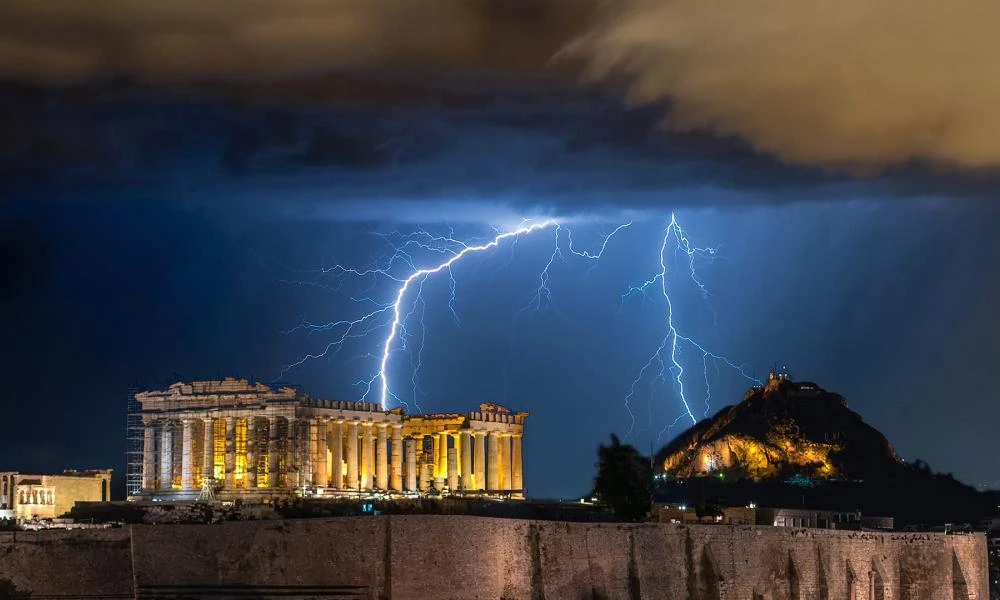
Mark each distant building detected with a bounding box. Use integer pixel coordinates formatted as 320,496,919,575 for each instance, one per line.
0,470,112,522
759,506,894,530
987,518,999,550
133,378,527,501
657,504,893,530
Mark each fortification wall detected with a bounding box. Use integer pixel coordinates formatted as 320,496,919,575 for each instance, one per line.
0,517,988,599
0,529,133,599
131,518,387,598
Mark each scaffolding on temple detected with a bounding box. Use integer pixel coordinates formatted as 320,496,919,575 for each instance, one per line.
198,476,217,502
125,385,144,498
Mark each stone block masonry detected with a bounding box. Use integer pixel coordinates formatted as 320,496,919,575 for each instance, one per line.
0,516,988,599
0,529,134,599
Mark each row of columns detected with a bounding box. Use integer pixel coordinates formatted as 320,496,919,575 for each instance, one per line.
16,488,54,505
143,417,523,496
318,420,403,492
429,430,523,494
143,417,398,492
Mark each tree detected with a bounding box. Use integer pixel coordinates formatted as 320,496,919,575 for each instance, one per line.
593,434,653,521
0,578,30,600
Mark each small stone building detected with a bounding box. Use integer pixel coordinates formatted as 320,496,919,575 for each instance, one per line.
0,470,112,521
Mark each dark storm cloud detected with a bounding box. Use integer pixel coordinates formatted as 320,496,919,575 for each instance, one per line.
8,81,999,216
0,0,590,81
568,0,1000,171
1,78,863,221
2,0,1000,219
5,0,1000,173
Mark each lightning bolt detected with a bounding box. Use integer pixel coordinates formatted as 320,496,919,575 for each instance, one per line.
277,212,750,437
280,220,558,410
517,224,565,317
517,222,633,317
370,220,558,409
567,222,633,265
621,213,758,442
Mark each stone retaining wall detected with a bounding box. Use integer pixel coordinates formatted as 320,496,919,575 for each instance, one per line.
0,517,987,599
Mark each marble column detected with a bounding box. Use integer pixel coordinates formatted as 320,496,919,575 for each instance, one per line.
159,423,173,490
435,432,448,490
419,462,432,492
496,432,506,490
299,419,313,488
329,420,343,489
346,420,359,490
487,431,499,492
313,419,328,487
343,420,358,489
368,424,377,489
390,425,403,491
447,445,458,491
376,424,388,490
405,437,417,491
204,418,216,482
361,423,374,490
286,418,298,487
181,419,194,489
501,434,513,491
431,434,441,479
268,418,281,488
474,432,486,491
512,433,523,494
246,417,257,488
460,431,472,491
142,424,156,491
286,418,297,487
224,418,236,489
438,432,450,477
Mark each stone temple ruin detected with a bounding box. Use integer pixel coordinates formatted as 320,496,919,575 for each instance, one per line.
134,378,526,501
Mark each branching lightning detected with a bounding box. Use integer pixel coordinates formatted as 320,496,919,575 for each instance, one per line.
280,220,558,410
620,213,758,442
369,220,557,409
277,212,753,442
567,222,633,268
516,222,633,318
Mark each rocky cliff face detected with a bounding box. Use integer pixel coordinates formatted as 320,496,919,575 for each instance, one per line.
656,376,902,481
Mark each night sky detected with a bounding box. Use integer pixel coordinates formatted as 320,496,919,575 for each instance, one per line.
2,1,999,499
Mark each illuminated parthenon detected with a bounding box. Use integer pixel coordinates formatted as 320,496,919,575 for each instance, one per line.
133,378,526,501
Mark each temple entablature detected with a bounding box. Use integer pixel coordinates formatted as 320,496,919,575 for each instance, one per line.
466,410,528,427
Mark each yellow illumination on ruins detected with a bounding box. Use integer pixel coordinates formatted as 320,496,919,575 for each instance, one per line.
134,378,527,499
171,431,183,488
213,419,225,480
255,420,269,488
191,423,204,489
234,418,247,487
